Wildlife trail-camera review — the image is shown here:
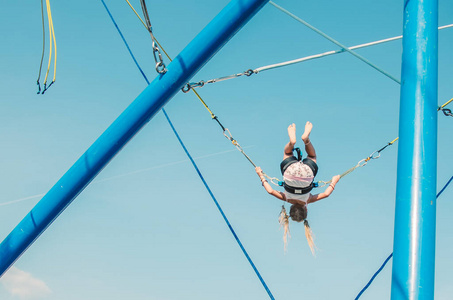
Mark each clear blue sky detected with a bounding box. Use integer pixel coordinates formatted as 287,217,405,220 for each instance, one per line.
1,0,452,299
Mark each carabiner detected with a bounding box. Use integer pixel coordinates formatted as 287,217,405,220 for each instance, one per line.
369,150,381,160
316,181,328,188
152,44,166,74
358,158,368,167
181,83,191,93
245,69,255,76
442,108,452,117
156,61,167,74
223,128,234,141
191,81,205,88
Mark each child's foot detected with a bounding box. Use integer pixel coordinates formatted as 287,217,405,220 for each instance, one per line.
301,121,313,143
288,123,297,145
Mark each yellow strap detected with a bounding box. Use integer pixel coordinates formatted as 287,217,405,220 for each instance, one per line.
124,0,414,188
389,137,399,145
43,0,53,84
43,0,56,84
124,0,216,118
50,4,57,82
440,98,453,110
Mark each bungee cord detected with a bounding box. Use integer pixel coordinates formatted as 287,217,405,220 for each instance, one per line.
318,97,452,186
123,0,280,185
316,137,399,187
36,0,46,94
104,1,276,299
123,0,453,188
36,0,57,94
184,23,453,92
41,0,57,94
124,0,167,73
439,97,453,117
24,0,453,297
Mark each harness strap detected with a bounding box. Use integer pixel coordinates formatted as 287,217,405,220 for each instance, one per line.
280,156,298,174
283,183,314,195
295,147,302,161
280,148,318,195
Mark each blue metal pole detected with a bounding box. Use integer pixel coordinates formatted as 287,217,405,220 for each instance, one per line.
0,0,269,277
391,0,438,298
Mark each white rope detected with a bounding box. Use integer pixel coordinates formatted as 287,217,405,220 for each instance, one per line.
255,36,399,72
255,34,405,72
187,23,452,88
256,23,453,73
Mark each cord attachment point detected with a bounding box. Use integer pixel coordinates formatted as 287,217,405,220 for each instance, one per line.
245,69,255,76
441,108,452,117
152,42,167,74
181,83,191,93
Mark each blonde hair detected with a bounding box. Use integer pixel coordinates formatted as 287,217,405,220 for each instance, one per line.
278,206,291,251
279,204,316,255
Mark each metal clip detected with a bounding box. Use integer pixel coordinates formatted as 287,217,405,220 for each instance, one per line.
369,150,381,160
181,83,191,93
442,108,452,117
316,181,328,188
190,81,205,88
156,61,166,74
223,128,234,142
152,42,167,74
245,69,255,76
223,128,240,148
358,158,368,167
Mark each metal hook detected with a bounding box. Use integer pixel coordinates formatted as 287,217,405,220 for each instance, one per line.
245,69,255,76
156,61,167,74
369,150,381,160
181,83,191,93
442,108,452,117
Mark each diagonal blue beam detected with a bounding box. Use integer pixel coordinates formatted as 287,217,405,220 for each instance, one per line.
0,0,269,277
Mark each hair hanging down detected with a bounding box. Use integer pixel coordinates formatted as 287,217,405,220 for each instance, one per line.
278,206,291,251
280,204,316,256
303,219,316,256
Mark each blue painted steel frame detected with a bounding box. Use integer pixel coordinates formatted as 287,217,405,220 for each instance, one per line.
0,0,269,277
391,0,438,299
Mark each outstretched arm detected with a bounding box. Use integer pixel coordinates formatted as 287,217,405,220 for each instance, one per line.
255,167,286,201
308,175,340,204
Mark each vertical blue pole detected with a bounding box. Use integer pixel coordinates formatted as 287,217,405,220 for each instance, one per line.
0,0,269,277
391,0,438,299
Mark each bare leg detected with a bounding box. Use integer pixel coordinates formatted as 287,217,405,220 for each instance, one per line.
301,121,317,163
284,123,297,160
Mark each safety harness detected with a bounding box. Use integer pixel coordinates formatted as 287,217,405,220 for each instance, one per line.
280,148,318,195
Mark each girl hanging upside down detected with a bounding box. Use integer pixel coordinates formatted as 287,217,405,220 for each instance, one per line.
255,122,340,254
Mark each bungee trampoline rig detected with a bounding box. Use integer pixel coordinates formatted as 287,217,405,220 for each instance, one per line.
1,0,452,299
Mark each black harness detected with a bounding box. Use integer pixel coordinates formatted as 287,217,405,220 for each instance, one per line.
280,148,318,195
